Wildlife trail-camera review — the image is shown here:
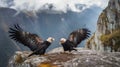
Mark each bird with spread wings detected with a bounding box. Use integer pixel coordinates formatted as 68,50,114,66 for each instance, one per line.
9,24,55,56
60,28,90,52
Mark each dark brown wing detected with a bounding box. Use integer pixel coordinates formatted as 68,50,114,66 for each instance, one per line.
8,24,44,51
68,28,90,47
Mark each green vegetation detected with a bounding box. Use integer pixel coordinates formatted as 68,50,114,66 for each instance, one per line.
100,29,120,51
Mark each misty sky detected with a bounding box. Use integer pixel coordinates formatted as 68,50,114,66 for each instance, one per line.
0,0,109,14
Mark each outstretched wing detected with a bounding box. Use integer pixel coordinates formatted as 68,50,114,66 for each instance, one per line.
8,24,44,51
68,28,90,47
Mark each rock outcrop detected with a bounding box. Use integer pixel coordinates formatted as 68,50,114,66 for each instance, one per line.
8,47,120,67
86,0,120,52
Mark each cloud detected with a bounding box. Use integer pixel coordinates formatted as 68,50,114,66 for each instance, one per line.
0,0,109,14
0,0,8,7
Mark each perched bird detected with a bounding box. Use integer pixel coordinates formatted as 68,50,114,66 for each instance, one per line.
60,28,90,52
9,24,55,56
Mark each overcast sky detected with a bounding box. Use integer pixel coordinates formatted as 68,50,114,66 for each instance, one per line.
0,0,109,14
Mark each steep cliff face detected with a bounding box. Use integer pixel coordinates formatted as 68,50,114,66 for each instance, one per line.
86,0,120,52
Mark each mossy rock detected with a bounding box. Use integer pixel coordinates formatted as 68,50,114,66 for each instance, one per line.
100,29,120,51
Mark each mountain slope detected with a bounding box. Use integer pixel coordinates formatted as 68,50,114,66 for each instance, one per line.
86,0,120,52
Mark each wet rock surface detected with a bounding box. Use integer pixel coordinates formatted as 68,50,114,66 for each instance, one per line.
8,47,120,67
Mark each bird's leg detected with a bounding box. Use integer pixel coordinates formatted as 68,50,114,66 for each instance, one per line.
28,52,35,57
28,49,40,57
73,48,77,51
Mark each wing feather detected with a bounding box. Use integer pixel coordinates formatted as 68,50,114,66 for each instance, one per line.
8,24,43,51
68,28,90,47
